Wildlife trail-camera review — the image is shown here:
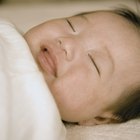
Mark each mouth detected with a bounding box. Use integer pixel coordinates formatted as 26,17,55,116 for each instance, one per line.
37,46,57,77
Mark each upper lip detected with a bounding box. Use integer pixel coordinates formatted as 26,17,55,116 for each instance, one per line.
40,45,58,76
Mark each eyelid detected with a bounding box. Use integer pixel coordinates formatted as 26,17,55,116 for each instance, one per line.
66,19,76,32
88,54,100,76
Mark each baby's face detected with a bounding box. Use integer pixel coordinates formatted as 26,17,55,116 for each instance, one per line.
24,11,140,125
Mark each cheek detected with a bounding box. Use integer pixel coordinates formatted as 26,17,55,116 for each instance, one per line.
51,73,87,106
49,68,99,121
24,28,42,58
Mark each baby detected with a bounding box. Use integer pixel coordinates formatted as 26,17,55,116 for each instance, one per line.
24,8,140,126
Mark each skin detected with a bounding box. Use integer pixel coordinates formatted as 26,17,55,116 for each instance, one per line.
24,11,140,125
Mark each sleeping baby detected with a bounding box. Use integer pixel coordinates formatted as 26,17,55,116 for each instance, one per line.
24,8,140,126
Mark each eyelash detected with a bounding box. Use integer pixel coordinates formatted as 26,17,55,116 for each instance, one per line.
66,19,76,32
88,54,100,76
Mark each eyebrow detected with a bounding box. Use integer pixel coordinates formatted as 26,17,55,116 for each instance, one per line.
104,46,115,74
75,13,88,22
66,19,76,32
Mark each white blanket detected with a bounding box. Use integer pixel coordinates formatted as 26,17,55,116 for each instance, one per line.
0,19,66,140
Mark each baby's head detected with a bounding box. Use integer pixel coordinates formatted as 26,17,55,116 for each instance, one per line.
24,8,140,125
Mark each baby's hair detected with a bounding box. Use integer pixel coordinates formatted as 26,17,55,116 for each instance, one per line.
113,7,140,28
111,8,140,123
112,88,140,123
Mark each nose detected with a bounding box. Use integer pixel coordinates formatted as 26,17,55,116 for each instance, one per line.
57,37,76,61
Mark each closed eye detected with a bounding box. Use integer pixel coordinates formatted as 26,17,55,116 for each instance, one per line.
88,54,100,76
66,19,76,32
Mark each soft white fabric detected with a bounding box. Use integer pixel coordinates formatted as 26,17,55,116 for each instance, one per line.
66,118,140,140
0,19,66,140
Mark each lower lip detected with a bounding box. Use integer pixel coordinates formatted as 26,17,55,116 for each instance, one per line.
37,51,56,76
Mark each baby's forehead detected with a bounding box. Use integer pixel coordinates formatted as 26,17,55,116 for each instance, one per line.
70,11,134,33
72,9,139,28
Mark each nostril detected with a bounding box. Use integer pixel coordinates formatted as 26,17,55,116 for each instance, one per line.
57,39,67,54
58,39,62,45
57,38,74,61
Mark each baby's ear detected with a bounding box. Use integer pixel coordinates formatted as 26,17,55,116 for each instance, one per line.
78,112,118,126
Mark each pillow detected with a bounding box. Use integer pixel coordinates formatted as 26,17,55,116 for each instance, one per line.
0,19,66,140
66,118,140,140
